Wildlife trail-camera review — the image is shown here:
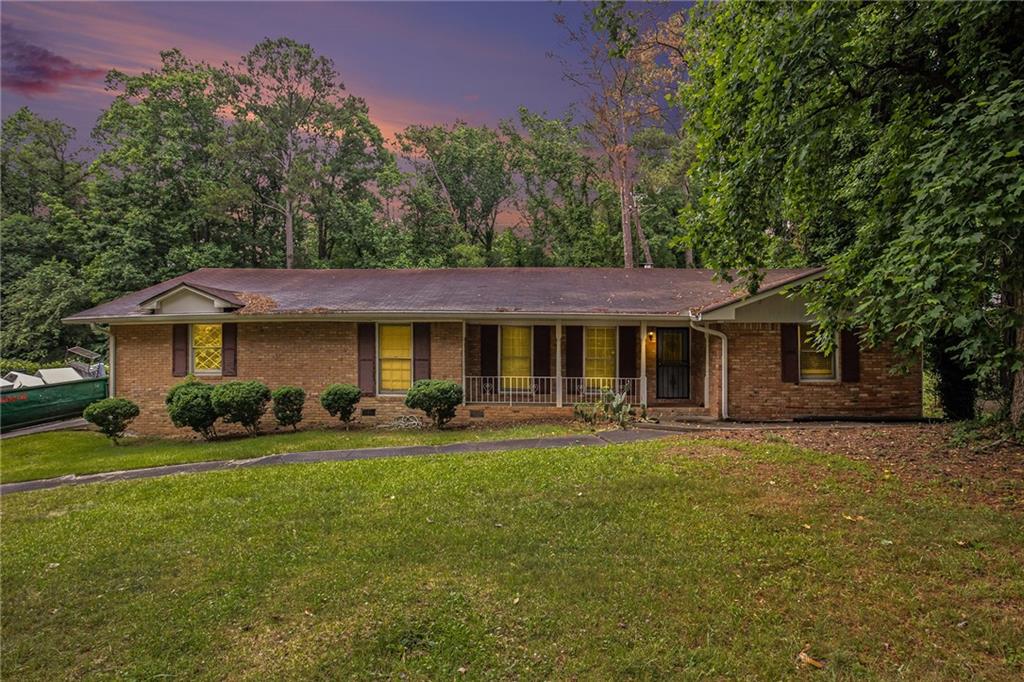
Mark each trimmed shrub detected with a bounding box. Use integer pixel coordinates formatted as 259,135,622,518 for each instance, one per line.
272,385,306,430
83,397,140,444
320,384,361,429
211,380,271,436
405,380,463,429
166,378,220,440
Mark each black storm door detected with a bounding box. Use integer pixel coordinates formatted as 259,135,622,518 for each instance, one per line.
656,328,690,399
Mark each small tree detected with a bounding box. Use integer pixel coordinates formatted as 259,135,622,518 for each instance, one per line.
83,397,140,444
405,380,463,429
211,380,271,436
166,378,221,440
320,383,361,429
272,385,306,430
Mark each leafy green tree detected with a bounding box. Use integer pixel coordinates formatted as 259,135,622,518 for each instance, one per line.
1,108,88,215
683,1,1024,424
397,122,514,263
225,38,393,269
0,259,98,360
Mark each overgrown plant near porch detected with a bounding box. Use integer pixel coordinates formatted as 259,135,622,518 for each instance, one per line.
574,389,632,430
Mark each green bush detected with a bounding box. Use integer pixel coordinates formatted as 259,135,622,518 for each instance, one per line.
404,380,463,429
83,397,140,444
320,384,361,429
0,358,66,375
166,378,221,440
210,380,271,436
272,385,306,431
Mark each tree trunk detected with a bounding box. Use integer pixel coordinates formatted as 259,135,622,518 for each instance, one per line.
1011,292,1024,428
620,181,633,268
630,192,653,267
284,200,295,269
685,248,695,268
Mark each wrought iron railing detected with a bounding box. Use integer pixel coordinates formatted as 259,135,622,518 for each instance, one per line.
464,376,644,406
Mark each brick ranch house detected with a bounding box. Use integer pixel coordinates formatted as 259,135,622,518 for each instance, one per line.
64,267,922,435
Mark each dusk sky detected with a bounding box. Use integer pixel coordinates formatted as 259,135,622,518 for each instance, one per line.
0,1,636,145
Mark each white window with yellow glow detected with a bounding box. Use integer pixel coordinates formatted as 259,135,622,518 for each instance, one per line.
191,324,222,374
379,324,412,392
799,324,836,380
500,326,531,389
584,327,617,389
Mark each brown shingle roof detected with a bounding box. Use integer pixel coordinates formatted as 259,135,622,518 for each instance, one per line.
63,267,824,322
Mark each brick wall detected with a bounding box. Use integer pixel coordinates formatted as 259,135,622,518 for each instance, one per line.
112,319,921,436
113,322,470,436
712,322,921,420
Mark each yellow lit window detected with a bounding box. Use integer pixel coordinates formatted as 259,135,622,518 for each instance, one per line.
191,324,222,373
379,324,412,392
799,324,835,380
500,326,531,389
584,327,616,389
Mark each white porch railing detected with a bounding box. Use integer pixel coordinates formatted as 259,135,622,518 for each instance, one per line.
561,377,644,406
464,376,644,406
465,376,557,405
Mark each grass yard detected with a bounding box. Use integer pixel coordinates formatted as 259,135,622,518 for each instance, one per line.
0,423,581,484
2,437,1022,679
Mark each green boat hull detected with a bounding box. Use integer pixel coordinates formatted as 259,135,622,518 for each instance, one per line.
0,378,109,431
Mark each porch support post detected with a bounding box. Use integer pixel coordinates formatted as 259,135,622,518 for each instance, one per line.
461,320,467,405
639,321,647,407
555,321,563,407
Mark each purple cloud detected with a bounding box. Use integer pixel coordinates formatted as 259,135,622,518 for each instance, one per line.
1,24,104,95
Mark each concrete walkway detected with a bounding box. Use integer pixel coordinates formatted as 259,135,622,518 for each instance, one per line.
0,428,678,496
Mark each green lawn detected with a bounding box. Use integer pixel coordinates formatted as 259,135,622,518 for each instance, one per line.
0,423,580,484
2,438,1021,679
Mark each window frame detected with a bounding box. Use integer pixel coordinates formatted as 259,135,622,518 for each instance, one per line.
498,325,533,392
377,323,414,394
583,326,618,390
189,323,223,376
798,324,838,382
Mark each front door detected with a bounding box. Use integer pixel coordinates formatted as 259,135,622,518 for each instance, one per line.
656,328,690,399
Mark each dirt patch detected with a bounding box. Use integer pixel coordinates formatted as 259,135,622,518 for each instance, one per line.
685,424,1024,510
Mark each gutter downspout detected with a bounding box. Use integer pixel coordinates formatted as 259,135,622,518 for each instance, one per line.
689,318,728,420
91,324,113,397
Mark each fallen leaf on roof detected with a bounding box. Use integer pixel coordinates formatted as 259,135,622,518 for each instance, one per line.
237,292,278,314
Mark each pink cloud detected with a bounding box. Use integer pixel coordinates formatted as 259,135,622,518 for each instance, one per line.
1,24,104,95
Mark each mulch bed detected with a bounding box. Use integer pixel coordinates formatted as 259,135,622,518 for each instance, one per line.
685,423,1024,511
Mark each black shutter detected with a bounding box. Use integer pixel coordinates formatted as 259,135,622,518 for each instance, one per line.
781,323,799,384
357,323,376,395
533,325,552,377
618,326,639,378
565,326,583,378
221,323,237,376
841,329,860,383
413,323,431,381
480,325,498,377
172,324,188,377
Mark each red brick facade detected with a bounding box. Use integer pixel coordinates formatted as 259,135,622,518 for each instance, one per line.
112,319,920,436
711,322,921,420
